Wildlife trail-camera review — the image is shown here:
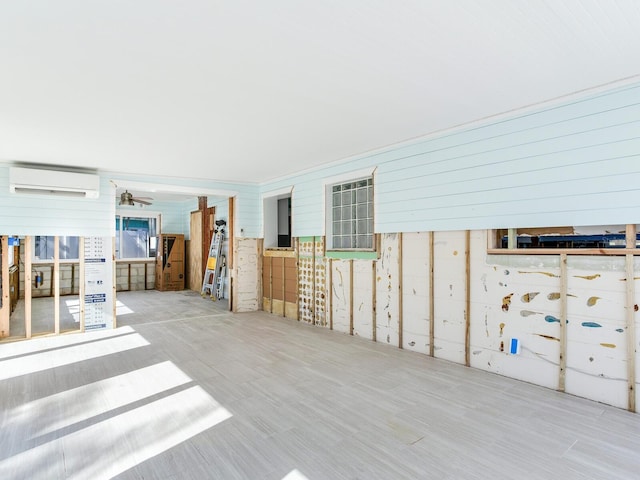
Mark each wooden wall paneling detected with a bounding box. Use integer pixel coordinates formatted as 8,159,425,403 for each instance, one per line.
24,236,32,338
0,236,9,338
228,198,234,270
54,235,60,335
429,231,435,357
559,253,568,392
271,256,284,315
270,256,274,314
261,255,269,312
284,257,298,319
189,210,203,291
281,256,286,317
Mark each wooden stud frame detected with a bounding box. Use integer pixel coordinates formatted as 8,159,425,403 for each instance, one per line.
349,259,354,335
465,230,471,367
398,233,403,349
328,258,333,330
24,236,32,338
54,235,60,335
626,224,636,412
372,259,377,342
429,231,435,357
0,236,9,338
558,253,568,392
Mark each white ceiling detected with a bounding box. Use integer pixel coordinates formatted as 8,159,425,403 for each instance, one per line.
2,1,640,184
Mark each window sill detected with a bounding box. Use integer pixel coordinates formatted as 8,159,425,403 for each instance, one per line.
326,250,378,260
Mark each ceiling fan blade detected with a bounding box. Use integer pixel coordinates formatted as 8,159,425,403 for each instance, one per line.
132,197,152,205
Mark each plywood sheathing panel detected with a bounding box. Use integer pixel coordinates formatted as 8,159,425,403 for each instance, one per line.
298,237,326,326
330,259,350,334
353,260,375,340
401,232,430,354
233,238,261,313
433,231,466,364
565,256,629,409
376,233,400,346
477,251,562,390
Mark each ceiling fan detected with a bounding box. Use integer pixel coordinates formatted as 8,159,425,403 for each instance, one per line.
119,190,153,206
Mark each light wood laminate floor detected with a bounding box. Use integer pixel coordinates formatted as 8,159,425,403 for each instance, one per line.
1,290,639,479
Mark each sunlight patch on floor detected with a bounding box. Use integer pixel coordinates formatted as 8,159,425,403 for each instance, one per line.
115,300,134,316
0,386,232,480
4,361,192,438
0,331,148,381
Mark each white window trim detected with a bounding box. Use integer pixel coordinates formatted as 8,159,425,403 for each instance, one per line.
116,209,162,261
321,167,376,240
324,170,376,251
261,186,294,246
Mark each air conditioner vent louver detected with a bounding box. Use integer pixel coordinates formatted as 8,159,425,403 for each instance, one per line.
9,167,100,199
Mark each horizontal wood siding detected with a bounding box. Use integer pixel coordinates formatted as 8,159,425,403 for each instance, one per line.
260,82,640,236
0,168,114,237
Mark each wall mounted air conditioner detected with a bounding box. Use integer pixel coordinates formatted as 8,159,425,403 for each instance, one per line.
9,167,100,199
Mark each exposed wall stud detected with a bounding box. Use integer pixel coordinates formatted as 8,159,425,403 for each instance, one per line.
559,253,568,392
625,224,636,412
282,254,286,317
465,230,471,367
0,236,10,338
25,236,32,338
78,237,85,332
398,232,403,349
269,256,273,314
328,258,333,330
349,259,354,335
372,259,377,342
429,231,435,357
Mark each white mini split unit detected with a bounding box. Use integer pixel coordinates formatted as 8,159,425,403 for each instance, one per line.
9,167,100,199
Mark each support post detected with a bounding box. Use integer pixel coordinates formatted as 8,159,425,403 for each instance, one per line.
559,253,568,392
626,224,637,412
465,230,471,367
25,236,32,339
54,236,60,335
429,231,435,357
398,232,403,349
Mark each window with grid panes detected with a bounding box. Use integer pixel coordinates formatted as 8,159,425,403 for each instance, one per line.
330,177,374,249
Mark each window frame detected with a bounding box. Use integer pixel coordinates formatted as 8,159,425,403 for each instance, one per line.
115,210,161,261
325,175,375,251
32,236,80,263
262,187,293,250
488,224,640,256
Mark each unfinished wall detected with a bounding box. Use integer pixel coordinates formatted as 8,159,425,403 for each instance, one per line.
290,230,640,412
233,237,262,313
298,237,326,326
